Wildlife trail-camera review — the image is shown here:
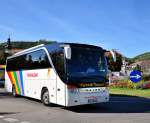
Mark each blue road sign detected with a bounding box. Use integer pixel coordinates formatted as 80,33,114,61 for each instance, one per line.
130,70,142,83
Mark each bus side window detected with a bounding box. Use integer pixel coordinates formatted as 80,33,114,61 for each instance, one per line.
56,51,65,78
6,59,11,71
40,53,50,68
17,55,27,70
50,49,65,81
7,58,18,71
26,50,51,70
7,49,51,71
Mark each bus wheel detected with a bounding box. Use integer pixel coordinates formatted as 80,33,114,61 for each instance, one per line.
41,89,49,105
12,86,17,97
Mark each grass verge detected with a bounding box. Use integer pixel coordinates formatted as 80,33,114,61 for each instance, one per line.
110,87,150,98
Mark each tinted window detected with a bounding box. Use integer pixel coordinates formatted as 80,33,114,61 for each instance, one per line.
66,47,108,83
26,50,50,69
6,49,51,71
68,47,107,75
56,51,65,77
50,48,66,81
7,58,18,71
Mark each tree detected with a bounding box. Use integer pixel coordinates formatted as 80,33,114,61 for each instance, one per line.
133,64,141,71
0,50,6,64
105,51,123,71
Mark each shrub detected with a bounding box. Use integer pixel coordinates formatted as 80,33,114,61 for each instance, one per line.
110,78,146,89
142,74,150,81
110,78,129,88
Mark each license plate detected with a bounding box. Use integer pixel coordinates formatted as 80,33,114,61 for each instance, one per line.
88,99,97,103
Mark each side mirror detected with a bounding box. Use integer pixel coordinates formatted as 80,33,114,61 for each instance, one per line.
110,50,116,62
64,46,71,59
104,50,116,62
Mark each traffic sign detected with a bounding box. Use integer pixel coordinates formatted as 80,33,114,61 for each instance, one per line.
130,70,142,83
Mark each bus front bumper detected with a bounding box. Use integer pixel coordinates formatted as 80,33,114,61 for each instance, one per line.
66,87,109,107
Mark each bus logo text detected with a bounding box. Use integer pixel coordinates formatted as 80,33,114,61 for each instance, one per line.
27,73,38,77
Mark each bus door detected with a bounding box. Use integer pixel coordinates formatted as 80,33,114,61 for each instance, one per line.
55,52,66,106
49,68,57,104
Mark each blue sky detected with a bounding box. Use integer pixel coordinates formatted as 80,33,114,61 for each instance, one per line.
0,0,150,57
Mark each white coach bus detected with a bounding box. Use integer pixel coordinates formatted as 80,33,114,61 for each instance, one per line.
5,43,115,106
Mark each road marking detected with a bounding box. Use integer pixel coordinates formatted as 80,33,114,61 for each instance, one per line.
3,118,19,122
110,100,146,103
20,121,31,123
110,100,131,103
0,115,5,118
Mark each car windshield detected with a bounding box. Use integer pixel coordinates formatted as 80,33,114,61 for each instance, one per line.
67,47,107,82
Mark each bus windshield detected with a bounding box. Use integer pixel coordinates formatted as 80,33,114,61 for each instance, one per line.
67,47,108,84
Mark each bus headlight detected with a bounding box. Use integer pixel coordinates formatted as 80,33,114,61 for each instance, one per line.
67,84,78,93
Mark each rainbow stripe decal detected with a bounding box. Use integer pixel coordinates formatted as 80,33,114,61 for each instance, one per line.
7,71,24,95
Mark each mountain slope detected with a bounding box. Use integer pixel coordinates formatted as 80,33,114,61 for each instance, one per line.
132,52,150,62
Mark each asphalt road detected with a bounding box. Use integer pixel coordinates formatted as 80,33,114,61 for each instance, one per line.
0,88,150,123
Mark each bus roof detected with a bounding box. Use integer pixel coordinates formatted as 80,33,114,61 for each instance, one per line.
7,42,103,59
63,43,103,49
45,42,103,51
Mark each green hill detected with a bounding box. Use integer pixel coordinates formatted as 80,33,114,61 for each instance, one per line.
0,40,56,49
132,52,150,62
1,40,150,64
0,40,56,64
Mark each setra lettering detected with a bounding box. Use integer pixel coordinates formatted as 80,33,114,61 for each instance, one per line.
27,73,38,77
